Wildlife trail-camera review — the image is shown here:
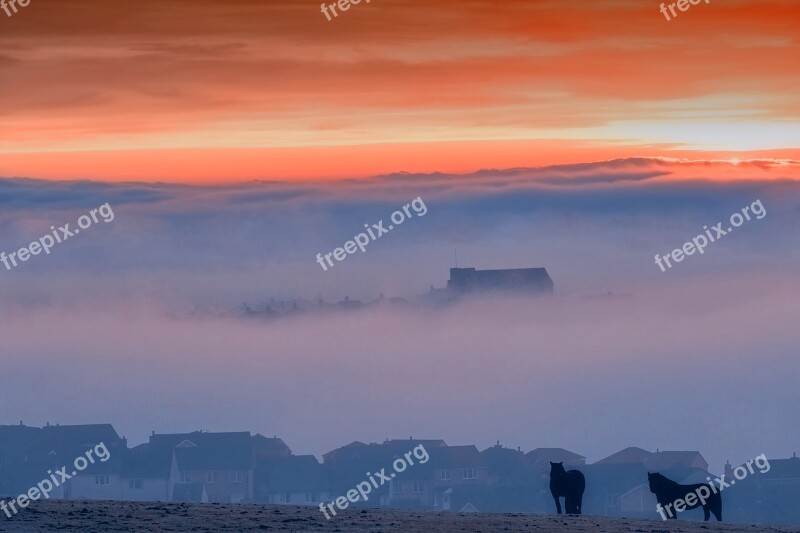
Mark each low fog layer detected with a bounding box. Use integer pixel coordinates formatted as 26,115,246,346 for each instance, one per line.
0,158,798,471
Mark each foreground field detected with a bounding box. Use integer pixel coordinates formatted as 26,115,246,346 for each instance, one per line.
1,500,798,532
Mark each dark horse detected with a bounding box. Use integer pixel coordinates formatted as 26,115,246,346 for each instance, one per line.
550,462,585,514
648,472,722,521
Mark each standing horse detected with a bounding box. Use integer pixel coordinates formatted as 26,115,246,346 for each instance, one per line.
550,462,585,514
648,472,722,521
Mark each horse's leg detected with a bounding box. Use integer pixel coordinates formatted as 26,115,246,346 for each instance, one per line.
553,495,562,514
565,497,575,514
576,492,583,514
703,505,710,521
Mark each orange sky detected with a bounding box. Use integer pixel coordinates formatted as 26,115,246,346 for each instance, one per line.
1,0,798,182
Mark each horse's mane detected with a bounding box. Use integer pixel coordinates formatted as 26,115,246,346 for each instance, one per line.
650,472,679,489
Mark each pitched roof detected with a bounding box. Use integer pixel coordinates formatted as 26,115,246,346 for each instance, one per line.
322,439,446,464
595,448,708,472
122,443,173,478
647,451,708,471
150,431,250,448
596,447,653,465
761,456,800,481
430,445,486,469
0,425,42,451
251,434,292,456
35,424,123,455
148,431,258,471
481,444,526,477
526,448,585,465
173,433,254,471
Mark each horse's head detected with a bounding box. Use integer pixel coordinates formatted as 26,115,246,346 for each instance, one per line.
550,461,566,476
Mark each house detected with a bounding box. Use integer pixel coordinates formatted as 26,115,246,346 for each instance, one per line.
588,448,712,519
582,462,651,517
255,455,330,505
724,453,800,525
66,450,126,501
0,423,128,501
481,442,526,483
447,267,554,295
120,443,174,501
169,432,254,503
146,431,291,503
38,424,127,501
322,438,447,509
619,483,658,516
0,423,47,497
429,445,490,510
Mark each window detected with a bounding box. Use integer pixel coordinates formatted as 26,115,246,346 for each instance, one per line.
393,480,403,493
413,480,424,493
179,472,191,483
440,469,451,480
128,479,143,489
207,472,218,483
463,468,477,480
305,493,319,503
95,474,110,485
230,471,244,483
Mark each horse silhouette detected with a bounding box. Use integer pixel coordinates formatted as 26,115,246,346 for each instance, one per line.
648,472,722,521
550,461,585,514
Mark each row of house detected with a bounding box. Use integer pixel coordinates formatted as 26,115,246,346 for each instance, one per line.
1,423,798,524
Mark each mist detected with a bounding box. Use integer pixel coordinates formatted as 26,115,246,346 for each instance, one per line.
1,157,799,473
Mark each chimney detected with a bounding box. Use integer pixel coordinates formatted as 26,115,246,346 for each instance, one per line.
19,420,23,426
724,460,734,480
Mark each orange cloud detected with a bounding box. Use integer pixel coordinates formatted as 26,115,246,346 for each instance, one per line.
1,0,798,182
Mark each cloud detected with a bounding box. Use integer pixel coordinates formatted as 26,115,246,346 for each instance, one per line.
2,1,798,180
1,157,798,474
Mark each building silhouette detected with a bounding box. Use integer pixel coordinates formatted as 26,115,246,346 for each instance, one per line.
447,267,554,295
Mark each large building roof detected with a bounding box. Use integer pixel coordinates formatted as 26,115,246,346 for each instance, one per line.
447,267,554,294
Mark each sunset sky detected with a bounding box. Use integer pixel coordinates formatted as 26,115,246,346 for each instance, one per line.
2,0,800,473
1,0,799,182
